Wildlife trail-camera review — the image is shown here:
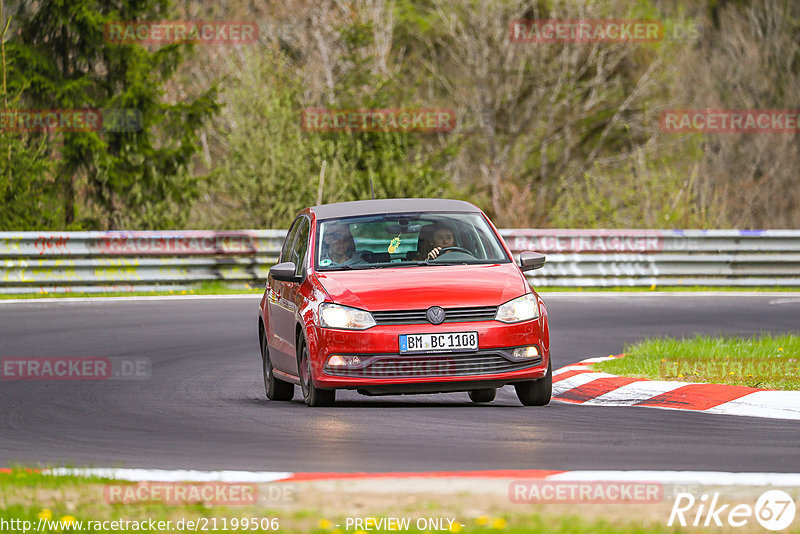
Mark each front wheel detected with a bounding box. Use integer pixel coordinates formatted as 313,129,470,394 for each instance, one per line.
514,359,552,406
468,388,496,403
261,328,294,401
298,337,335,407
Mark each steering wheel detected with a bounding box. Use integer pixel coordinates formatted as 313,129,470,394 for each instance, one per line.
436,246,473,256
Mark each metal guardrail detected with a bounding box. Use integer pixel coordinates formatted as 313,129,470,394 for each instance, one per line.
500,229,800,287
1,229,799,293
0,231,282,294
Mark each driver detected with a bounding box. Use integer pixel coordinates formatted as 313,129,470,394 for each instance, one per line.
426,223,456,260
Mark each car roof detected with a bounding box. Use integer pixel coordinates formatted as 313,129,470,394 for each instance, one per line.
310,198,481,220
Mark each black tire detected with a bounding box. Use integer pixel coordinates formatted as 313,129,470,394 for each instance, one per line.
298,337,335,407
468,388,497,403
514,359,552,406
261,327,294,401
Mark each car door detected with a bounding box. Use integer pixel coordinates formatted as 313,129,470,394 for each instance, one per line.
267,217,301,372
267,216,310,374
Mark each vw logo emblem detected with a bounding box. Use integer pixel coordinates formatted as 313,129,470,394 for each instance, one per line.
426,306,446,325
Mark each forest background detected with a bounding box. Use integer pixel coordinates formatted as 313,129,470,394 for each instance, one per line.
1,0,798,231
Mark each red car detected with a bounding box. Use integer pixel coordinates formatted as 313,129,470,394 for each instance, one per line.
258,198,550,406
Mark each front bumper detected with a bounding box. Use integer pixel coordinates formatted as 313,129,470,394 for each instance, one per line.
308,319,549,391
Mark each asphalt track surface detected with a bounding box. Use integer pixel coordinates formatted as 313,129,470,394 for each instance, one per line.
1,294,800,473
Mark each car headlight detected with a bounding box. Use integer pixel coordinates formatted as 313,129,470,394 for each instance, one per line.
495,293,539,323
319,302,376,330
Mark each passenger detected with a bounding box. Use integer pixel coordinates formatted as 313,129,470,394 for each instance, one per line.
320,225,364,266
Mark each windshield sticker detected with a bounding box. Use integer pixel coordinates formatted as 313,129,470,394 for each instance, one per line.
320,258,332,267
388,236,401,253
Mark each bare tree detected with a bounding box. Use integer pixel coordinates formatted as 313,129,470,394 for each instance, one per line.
422,0,667,226
679,0,800,228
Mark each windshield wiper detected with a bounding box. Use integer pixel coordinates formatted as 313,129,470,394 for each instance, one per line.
403,260,467,267
320,264,355,270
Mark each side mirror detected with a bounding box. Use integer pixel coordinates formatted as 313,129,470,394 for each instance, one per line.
270,262,301,282
518,251,545,272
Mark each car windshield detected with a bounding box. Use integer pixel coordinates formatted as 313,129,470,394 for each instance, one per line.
315,212,510,271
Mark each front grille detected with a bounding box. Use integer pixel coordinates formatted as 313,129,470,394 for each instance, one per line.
325,351,541,378
372,306,497,325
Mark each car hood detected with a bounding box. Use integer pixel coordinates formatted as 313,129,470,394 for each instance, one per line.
315,263,528,310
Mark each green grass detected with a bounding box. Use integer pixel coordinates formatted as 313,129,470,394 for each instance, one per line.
0,509,677,534
595,334,800,390
0,469,687,533
0,467,116,488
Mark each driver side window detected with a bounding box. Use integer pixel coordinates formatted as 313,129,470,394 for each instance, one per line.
289,218,310,277
280,218,302,263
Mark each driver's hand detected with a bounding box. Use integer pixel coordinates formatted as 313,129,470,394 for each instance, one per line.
427,247,442,260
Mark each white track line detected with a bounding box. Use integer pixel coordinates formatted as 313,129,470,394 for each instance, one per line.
704,391,800,420
552,372,617,395
581,380,688,406
574,356,620,363
44,468,800,487
46,468,291,483
553,356,800,421
553,365,593,376
548,470,800,486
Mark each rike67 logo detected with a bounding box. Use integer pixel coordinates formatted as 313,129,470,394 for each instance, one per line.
669,490,796,531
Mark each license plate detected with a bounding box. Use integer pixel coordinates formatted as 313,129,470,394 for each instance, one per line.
399,332,478,353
